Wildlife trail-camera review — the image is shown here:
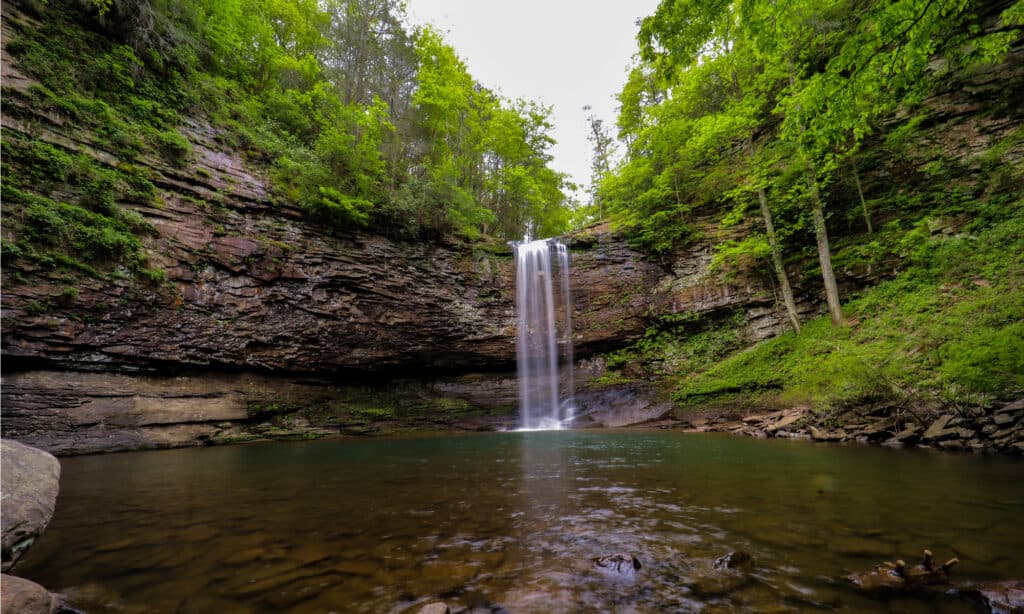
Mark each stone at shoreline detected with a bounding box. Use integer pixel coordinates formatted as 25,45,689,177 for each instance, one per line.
809,426,846,442
997,399,1024,413
966,579,1024,613
883,425,922,446
922,415,953,440
1,439,60,571
0,574,58,614
765,412,802,432
993,412,1017,426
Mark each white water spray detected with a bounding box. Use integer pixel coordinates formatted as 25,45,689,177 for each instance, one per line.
513,238,575,430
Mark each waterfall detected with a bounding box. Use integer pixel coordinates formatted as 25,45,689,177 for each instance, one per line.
513,238,575,430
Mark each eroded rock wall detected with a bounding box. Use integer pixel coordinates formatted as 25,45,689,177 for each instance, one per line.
13,5,1020,454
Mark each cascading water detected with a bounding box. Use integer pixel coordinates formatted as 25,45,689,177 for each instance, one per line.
513,238,575,430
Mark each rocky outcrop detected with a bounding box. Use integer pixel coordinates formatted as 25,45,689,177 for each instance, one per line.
0,7,810,454
667,398,1024,454
0,370,526,455
1,439,60,572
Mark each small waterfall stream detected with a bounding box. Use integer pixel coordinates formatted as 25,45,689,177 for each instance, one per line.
513,238,574,430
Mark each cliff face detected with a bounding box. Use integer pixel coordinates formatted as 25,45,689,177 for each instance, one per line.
6,5,1017,455
0,7,802,375
0,72,801,453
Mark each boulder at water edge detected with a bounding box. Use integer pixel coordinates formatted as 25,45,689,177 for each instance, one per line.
0,574,58,614
1,439,61,571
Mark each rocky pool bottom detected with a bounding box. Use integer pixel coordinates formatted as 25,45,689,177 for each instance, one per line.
17,431,1024,613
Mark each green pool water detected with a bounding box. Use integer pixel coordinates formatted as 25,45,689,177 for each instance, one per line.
17,431,1024,612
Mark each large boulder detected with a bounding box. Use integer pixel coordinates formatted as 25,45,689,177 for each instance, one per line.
0,574,57,614
1,439,60,571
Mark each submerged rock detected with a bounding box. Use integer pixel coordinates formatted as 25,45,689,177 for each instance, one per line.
417,602,451,614
1,439,60,571
594,553,642,575
713,551,753,570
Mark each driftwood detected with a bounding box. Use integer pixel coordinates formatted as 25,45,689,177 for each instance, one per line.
848,549,959,590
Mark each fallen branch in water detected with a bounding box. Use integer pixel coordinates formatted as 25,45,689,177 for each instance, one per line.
848,549,959,590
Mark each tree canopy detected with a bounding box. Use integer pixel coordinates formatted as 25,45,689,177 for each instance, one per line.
66,0,574,240
601,0,1023,322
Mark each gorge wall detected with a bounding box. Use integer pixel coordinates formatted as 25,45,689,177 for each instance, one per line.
4,3,1020,455
1,21,809,452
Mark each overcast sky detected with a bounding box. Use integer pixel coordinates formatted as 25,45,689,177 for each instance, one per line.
406,0,661,200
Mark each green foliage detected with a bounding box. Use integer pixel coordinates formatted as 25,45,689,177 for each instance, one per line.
710,234,770,273
5,0,571,241
672,213,1024,409
350,407,396,421
310,187,373,227
1,130,159,280
155,129,192,165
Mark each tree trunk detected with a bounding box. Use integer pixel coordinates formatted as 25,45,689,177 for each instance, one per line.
757,187,801,332
805,159,845,325
785,66,844,326
851,164,873,234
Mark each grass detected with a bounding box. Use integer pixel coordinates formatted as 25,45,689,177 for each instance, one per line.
669,209,1024,411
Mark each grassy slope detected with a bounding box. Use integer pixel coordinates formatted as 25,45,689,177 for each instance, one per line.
674,210,1024,411
602,118,1024,414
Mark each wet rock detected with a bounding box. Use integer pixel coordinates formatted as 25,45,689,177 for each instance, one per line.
593,553,642,575
883,425,922,446
417,602,451,614
922,415,953,440
0,574,57,614
966,579,1024,613
998,398,1024,413
1,439,60,571
765,412,802,432
859,420,892,436
993,413,1017,426
713,551,753,570
809,426,846,442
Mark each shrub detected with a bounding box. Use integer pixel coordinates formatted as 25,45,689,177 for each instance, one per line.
155,129,192,166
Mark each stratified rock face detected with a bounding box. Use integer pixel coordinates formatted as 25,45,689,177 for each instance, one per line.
1,439,61,572
0,6,792,377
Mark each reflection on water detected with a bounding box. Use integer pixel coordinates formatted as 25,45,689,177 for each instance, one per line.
17,432,1024,613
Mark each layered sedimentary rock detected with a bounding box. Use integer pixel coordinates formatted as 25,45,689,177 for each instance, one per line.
4,7,1019,454
1,22,804,454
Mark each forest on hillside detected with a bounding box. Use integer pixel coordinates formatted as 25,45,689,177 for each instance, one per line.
591,0,1024,411
3,0,572,248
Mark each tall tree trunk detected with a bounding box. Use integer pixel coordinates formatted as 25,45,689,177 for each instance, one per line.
786,67,844,326
757,187,801,332
851,164,873,234
805,158,845,325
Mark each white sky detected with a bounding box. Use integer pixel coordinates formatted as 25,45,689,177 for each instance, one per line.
406,0,661,200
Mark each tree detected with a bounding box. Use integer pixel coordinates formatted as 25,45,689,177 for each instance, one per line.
582,104,617,220
633,0,804,329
